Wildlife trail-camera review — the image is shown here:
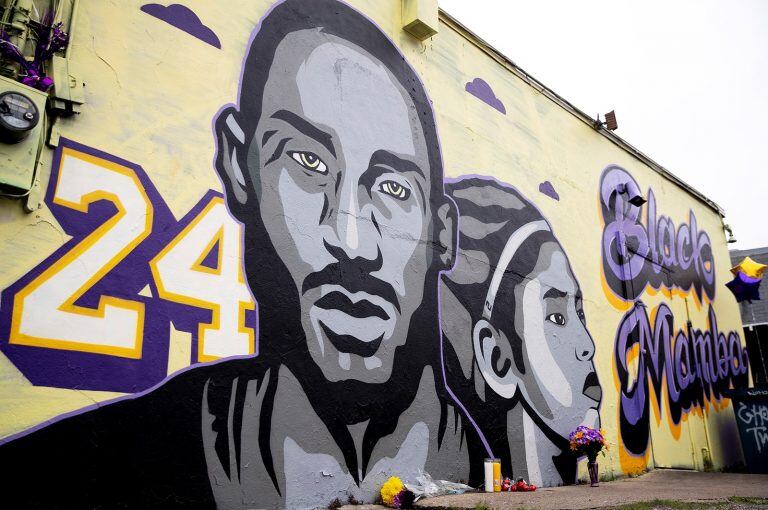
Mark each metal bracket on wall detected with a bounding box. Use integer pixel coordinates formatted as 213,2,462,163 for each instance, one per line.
49,54,84,117
402,0,438,41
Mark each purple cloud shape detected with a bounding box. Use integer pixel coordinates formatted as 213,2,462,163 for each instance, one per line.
465,77,506,114
539,181,560,201
141,3,221,49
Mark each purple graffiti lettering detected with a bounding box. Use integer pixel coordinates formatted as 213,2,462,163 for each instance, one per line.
600,165,715,302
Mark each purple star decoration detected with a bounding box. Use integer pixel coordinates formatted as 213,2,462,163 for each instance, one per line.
726,271,762,302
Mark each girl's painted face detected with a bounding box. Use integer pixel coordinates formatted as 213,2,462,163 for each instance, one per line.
511,242,601,438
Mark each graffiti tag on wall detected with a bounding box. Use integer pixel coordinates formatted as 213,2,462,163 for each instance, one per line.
736,401,768,453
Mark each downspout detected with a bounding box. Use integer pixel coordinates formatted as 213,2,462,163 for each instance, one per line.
52,0,78,57
64,0,78,59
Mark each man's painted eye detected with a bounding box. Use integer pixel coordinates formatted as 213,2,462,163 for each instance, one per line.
379,180,410,200
546,313,566,326
577,309,586,321
289,151,327,174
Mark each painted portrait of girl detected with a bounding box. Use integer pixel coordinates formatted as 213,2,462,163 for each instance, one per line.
441,176,602,486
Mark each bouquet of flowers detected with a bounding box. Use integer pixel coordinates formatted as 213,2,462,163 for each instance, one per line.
568,426,607,462
380,477,415,509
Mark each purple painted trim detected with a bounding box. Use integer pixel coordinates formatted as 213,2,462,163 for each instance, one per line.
538,180,560,201
465,78,506,114
140,3,221,49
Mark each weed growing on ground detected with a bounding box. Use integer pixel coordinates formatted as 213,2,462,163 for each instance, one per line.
728,496,768,505
326,497,343,510
607,499,737,510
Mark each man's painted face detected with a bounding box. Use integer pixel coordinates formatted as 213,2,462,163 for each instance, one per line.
246,30,434,383
511,241,601,438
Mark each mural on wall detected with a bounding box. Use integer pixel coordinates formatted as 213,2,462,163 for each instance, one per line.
440,177,601,488
0,0,472,507
0,0,751,508
600,165,749,459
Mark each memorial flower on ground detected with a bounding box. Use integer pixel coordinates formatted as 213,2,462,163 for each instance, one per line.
380,476,404,507
380,477,415,509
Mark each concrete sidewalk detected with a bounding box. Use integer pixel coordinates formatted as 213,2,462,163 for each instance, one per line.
409,470,768,509
341,470,763,510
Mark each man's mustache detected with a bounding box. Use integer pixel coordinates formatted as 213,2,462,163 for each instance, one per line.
301,242,401,313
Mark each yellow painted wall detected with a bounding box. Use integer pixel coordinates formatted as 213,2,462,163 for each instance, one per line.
0,0,748,493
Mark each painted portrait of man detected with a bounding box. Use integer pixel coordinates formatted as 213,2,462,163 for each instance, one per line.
440,176,602,487
0,0,468,507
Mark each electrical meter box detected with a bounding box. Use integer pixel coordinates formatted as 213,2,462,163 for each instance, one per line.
0,75,47,194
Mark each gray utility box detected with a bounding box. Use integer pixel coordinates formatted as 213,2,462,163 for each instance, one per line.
0,75,47,194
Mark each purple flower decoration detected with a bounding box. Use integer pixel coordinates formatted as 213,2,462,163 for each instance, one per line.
392,489,415,509
0,10,68,91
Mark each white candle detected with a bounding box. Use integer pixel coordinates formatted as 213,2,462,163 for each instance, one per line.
484,458,495,492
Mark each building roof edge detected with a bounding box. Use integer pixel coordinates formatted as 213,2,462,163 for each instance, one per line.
438,9,725,217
